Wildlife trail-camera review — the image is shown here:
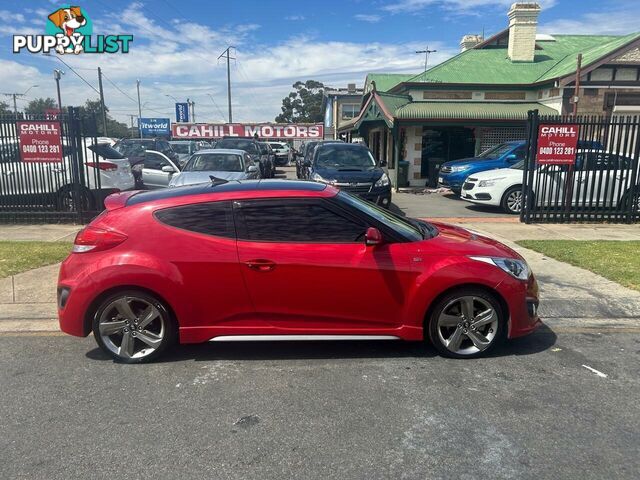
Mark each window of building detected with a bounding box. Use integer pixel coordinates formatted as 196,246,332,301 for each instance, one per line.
237,200,367,243
615,68,638,81
590,68,614,82
341,104,359,120
154,201,235,238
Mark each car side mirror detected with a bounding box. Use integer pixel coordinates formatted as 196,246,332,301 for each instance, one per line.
247,165,258,173
380,159,388,167
505,154,518,163
365,227,384,247
161,165,176,173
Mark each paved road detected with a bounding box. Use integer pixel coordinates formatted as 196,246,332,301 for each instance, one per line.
1,328,638,480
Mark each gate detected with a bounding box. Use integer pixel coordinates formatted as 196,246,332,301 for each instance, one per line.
521,110,640,223
0,108,105,223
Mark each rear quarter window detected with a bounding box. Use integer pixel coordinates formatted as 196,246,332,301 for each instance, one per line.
154,201,235,238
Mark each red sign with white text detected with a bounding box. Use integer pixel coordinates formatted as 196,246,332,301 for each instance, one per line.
536,124,579,165
17,120,63,163
171,123,324,140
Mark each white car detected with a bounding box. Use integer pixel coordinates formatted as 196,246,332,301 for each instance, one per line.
461,152,638,214
168,149,260,187
0,141,134,211
265,141,290,166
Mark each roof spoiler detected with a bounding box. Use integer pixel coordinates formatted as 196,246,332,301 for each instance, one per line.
104,190,142,211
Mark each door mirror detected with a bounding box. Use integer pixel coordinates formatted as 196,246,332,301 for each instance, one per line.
161,165,176,173
365,227,384,246
380,159,388,167
247,165,258,173
505,153,518,163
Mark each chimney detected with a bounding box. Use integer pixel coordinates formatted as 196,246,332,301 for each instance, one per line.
347,83,356,93
460,34,483,52
507,3,541,62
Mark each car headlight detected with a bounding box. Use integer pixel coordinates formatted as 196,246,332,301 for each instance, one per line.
374,173,390,187
469,256,530,280
450,166,469,173
311,173,335,184
478,177,506,188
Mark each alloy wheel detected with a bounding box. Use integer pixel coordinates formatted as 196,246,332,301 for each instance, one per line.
506,190,522,213
98,295,166,360
436,295,499,356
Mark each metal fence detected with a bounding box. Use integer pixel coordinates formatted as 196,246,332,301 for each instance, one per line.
521,111,639,223
0,108,105,223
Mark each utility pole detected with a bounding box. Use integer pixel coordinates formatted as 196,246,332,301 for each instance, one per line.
572,53,582,116
188,98,196,123
136,79,142,137
97,67,108,136
415,46,437,72
218,46,235,123
1,85,38,116
128,115,137,138
54,69,64,112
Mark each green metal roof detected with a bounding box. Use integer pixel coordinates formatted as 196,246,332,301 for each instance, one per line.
403,33,640,86
364,73,415,92
395,102,557,120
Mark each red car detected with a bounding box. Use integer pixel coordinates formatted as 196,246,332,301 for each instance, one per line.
58,180,540,363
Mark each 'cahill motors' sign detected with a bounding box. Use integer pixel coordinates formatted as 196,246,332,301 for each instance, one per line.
536,124,580,165
172,123,324,140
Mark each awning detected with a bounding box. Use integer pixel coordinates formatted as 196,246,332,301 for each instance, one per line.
395,102,558,121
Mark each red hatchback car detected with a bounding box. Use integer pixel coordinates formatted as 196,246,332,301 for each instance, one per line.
58,180,540,363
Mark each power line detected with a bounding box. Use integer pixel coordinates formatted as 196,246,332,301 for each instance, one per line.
44,54,100,95
101,72,139,105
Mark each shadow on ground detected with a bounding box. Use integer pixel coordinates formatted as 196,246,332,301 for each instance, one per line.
85,324,557,364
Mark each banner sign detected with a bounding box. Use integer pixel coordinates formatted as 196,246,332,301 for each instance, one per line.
536,124,579,165
171,123,324,140
139,117,171,136
175,103,189,123
17,120,63,163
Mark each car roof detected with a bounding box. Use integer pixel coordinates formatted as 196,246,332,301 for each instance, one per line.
126,180,330,207
191,148,246,155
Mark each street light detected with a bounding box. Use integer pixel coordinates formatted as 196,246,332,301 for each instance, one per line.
165,94,178,103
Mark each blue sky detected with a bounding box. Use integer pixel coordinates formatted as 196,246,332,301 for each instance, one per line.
2,0,639,124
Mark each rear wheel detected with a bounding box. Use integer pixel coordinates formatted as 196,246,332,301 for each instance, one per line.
427,288,506,359
92,290,176,364
501,186,523,214
57,186,93,212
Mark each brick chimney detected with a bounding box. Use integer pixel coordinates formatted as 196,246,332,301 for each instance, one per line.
507,3,541,62
460,34,483,52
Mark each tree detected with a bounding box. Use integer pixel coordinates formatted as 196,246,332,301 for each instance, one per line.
78,99,131,138
0,101,10,114
24,97,57,115
275,80,325,123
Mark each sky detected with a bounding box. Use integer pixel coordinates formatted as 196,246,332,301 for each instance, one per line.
2,0,640,125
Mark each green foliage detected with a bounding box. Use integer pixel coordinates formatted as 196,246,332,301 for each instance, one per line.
24,97,57,115
275,80,325,123
0,101,10,114
77,99,132,139
0,241,71,278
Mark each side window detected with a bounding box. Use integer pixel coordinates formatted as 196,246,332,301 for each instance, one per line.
237,200,367,243
144,152,169,170
154,201,235,238
513,146,527,160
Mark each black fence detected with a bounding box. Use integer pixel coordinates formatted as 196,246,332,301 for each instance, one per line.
521,111,639,223
0,108,107,223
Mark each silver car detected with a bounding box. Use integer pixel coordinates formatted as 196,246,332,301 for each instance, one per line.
169,140,197,167
168,149,260,187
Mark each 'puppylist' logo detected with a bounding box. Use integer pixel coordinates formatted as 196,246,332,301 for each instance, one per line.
13,5,133,55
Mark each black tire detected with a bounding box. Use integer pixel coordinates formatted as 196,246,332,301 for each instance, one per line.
57,185,93,212
92,290,177,364
622,189,640,214
500,185,523,214
427,287,506,359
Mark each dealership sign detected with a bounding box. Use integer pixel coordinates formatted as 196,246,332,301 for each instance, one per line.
172,123,324,140
139,118,171,136
17,121,63,163
536,124,580,165
175,103,189,122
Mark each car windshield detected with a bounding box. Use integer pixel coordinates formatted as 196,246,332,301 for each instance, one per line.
216,139,254,150
171,143,190,154
315,146,376,170
478,143,514,160
337,191,424,241
184,153,243,172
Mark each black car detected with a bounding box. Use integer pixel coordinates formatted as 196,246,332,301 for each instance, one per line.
305,143,392,208
297,140,343,179
258,142,277,177
113,138,179,189
214,138,274,178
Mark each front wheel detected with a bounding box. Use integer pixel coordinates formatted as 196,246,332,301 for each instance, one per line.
427,288,506,359
92,290,176,364
501,186,523,214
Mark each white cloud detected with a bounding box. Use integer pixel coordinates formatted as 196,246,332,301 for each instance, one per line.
354,14,382,23
285,15,306,21
539,6,640,35
382,0,556,14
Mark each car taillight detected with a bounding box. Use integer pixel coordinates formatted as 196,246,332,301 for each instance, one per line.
73,227,127,253
86,161,117,171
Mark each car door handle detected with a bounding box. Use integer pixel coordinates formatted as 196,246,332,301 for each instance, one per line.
244,259,276,272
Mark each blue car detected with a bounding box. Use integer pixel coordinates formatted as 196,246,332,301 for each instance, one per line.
438,141,527,194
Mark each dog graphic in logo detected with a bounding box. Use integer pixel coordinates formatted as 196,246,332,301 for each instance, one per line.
48,6,87,54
